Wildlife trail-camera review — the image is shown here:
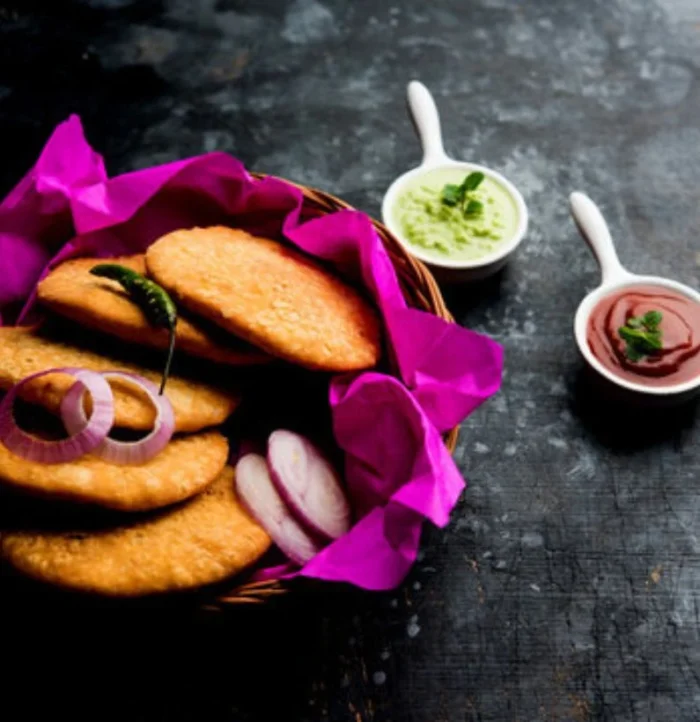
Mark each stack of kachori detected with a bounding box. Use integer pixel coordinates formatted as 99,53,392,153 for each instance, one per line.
0,226,380,596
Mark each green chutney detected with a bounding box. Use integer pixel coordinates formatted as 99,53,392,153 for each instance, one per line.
392,167,520,262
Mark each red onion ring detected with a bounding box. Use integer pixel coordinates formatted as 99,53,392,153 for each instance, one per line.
0,367,114,464
61,371,175,465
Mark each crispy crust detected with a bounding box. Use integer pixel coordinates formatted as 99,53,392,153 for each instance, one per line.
0,467,272,596
145,227,382,372
0,430,228,511
37,255,270,366
0,327,239,432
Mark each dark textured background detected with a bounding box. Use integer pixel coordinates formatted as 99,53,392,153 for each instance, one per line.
2,1,700,720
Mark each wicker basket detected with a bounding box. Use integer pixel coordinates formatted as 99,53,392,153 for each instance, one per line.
212,174,459,607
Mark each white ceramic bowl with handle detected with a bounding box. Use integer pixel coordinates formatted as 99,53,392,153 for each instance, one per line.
381,81,528,283
570,191,700,403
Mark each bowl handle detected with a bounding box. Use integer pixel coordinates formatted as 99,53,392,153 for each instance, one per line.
569,191,629,285
407,81,448,166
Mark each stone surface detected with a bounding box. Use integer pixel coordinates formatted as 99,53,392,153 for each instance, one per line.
1,0,700,720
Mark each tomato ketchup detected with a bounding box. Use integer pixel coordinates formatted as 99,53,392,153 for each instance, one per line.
587,285,700,386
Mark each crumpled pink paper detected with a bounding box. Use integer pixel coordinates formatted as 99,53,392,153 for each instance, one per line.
0,116,503,590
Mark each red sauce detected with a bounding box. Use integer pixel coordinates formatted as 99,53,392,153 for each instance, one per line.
587,284,700,387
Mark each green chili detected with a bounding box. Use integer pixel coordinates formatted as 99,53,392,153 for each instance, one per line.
90,264,177,395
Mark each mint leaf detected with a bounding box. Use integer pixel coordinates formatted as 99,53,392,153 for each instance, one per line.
442,173,486,213
619,327,648,344
647,331,662,349
464,199,484,217
618,310,664,361
462,172,485,192
619,326,662,349
441,184,462,206
643,310,662,329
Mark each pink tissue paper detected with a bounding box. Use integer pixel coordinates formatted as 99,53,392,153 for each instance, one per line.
0,116,503,590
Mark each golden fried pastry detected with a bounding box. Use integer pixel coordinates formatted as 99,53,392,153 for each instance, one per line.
145,226,382,372
0,327,238,432
37,255,270,366
0,430,228,511
0,467,271,596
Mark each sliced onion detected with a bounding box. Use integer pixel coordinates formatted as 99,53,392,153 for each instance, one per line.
236,453,324,566
268,430,351,541
0,368,114,464
62,371,175,465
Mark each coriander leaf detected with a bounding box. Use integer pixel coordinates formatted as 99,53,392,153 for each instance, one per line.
645,331,663,350
625,346,644,362
462,172,485,192
619,326,662,349
643,310,662,329
618,310,664,362
619,327,649,345
464,199,484,217
441,184,462,206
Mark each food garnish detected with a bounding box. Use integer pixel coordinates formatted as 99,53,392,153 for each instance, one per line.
90,264,177,394
61,372,175,465
441,171,485,218
0,368,174,465
618,310,663,361
0,368,114,464
236,431,351,565
268,429,350,541
236,453,323,565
